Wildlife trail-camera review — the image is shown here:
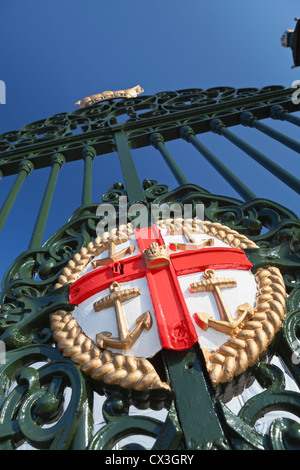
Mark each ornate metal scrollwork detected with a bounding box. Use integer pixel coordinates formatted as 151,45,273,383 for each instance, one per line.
0,179,299,449
0,85,296,178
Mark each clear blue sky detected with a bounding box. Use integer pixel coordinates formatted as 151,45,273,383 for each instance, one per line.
0,0,300,282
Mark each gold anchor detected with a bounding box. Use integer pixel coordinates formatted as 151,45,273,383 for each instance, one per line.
92,239,135,268
190,269,254,336
169,227,214,251
94,281,152,350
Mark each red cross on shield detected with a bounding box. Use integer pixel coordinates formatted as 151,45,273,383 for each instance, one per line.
69,224,253,354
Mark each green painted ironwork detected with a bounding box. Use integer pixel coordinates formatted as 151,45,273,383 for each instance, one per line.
180,125,257,201
150,133,189,186
163,346,227,450
29,153,65,249
0,85,299,450
0,160,33,233
81,146,96,206
241,111,300,155
270,104,300,127
114,131,146,205
210,118,300,195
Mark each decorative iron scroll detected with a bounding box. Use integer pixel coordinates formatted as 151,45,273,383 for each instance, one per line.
0,85,297,176
0,179,299,450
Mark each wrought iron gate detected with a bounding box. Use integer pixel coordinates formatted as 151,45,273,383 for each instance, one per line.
0,85,299,450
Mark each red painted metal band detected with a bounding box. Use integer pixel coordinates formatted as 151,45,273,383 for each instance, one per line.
136,226,198,350
69,254,147,305
135,223,164,247
171,247,252,276
144,258,198,350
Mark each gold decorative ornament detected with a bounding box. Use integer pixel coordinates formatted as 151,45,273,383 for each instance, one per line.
143,242,170,269
50,219,286,391
168,226,214,251
94,281,152,351
75,85,144,108
191,269,254,336
204,265,286,386
91,238,135,268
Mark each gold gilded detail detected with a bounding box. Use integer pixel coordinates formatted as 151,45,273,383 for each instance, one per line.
143,242,170,269
92,239,135,268
191,269,254,336
205,266,286,386
169,227,214,251
75,85,144,108
94,281,152,351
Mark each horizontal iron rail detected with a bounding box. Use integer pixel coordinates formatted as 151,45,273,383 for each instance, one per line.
0,87,298,177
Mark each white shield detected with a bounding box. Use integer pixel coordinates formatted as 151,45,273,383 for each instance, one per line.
71,227,257,357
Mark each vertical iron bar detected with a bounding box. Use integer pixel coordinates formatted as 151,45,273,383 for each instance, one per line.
270,105,300,127
29,153,65,249
210,119,300,195
150,133,189,186
180,126,257,201
0,160,33,234
241,111,300,155
81,146,96,205
163,346,226,449
113,131,146,205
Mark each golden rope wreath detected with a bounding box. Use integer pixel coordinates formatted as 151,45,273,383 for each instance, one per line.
50,219,286,390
